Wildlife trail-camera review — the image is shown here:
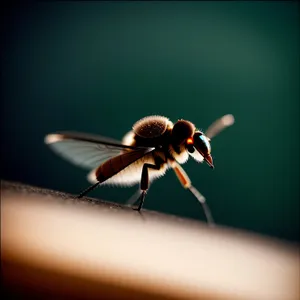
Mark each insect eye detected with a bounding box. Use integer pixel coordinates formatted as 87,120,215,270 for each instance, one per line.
193,132,211,155
186,137,193,145
186,137,194,153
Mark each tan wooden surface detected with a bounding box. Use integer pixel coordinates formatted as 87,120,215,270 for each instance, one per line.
1,181,299,300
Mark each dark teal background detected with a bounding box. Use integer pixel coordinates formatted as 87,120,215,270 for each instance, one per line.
1,2,299,242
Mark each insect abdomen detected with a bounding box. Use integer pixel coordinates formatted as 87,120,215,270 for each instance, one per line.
96,155,122,182
95,149,152,184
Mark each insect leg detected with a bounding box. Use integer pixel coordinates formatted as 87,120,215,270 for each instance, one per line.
77,182,100,198
135,163,161,211
170,161,215,226
125,189,141,206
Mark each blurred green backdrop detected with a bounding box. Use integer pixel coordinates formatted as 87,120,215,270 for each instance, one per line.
1,2,299,242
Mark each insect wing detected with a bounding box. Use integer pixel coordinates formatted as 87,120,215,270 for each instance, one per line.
44,131,150,170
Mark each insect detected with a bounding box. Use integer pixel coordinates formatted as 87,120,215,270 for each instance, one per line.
45,114,234,226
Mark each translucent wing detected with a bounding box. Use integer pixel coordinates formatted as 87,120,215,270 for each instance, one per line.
44,131,151,170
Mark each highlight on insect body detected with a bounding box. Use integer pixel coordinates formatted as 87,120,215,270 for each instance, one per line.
45,114,235,226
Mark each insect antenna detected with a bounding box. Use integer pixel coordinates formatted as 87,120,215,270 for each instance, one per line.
205,114,235,140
